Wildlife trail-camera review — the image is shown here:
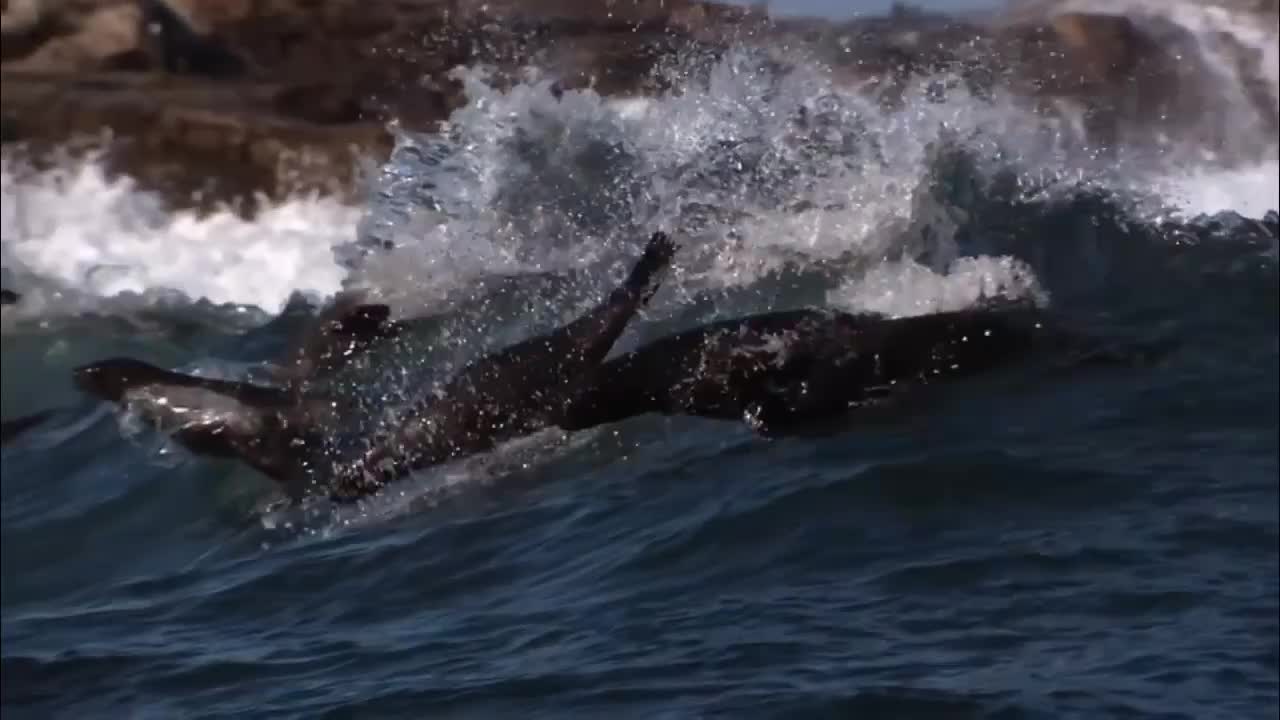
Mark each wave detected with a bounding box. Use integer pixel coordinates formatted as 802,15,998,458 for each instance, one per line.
3,14,1276,325
1,153,358,317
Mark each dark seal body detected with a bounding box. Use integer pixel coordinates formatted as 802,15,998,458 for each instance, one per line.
71,231,679,503
560,304,1058,434
326,232,679,500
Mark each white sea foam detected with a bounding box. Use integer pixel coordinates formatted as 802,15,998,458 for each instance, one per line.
827,255,1048,318
1148,163,1280,219
2,0,1275,322
1,155,358,316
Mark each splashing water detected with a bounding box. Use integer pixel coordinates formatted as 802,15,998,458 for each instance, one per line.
3,12,1275,321
1,154,357,318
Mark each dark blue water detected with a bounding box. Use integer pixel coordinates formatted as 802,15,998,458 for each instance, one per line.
3,185,1277,718
3,32,1280,718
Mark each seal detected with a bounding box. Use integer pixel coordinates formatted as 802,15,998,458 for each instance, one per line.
557,302,1079,435
72,356,335,482
73,230,679,502
325,230,679,501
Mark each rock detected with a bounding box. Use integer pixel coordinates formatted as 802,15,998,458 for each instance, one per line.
0,71,393,210
818,9,995,108
994,10,1275,160
1,0,1274,212
996,12,1170,96
812,6,1275,162
0,0,738,210
272,82,367,126
4,1,141,74
1,0,45,59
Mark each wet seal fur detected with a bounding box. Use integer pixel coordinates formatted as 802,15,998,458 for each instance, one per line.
67,238,1165,503
72,231,680,503
558,301,1160,436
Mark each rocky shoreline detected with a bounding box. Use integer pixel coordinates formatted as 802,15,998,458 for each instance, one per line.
3,0,1277,212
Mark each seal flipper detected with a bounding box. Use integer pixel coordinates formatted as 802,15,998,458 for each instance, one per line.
528,230,678,370
627,231,680,305
445,230,678,416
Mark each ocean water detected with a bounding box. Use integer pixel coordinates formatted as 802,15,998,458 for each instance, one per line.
2,5,1278,718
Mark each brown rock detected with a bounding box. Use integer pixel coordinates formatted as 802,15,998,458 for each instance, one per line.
0,0,738,213
999,12,1168,95
5,0,1266,214
0,70,393,210
994,12,1197,148
163,0,255,31
5,1,141,73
